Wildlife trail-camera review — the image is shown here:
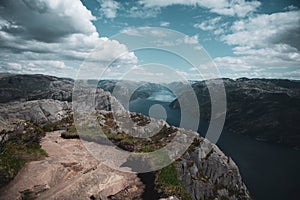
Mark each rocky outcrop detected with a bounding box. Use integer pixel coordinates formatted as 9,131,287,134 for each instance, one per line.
0,87,122,130
0,73,73,103
0,99,70,128
177,138,250,200
86,109,251,199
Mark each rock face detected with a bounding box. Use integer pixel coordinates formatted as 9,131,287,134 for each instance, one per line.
0,73,73,103
170,78,300,149
177,138,250,200
0,99,70,128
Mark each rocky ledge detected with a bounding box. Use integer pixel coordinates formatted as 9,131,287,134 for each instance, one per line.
0,131,145,200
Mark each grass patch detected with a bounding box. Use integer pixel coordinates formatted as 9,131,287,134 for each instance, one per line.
155,163,192,200
67,125,77,133
138,145,156,153
0,122,47,187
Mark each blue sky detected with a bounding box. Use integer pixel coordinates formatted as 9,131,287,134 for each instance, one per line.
0,0,299,80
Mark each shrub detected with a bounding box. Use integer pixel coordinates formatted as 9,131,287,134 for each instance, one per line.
155,163,192,200
0,122,47,187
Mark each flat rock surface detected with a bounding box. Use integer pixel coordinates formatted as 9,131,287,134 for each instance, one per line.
0,131,141,200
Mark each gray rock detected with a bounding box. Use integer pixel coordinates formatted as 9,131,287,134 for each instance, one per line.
176,138,251,200
0,73,73,103
0,99,70,125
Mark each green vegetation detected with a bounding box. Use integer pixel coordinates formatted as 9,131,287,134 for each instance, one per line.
106,132,151,152
155,163,192,200
138,144,156,153
42,114,74,132
0,122,47,187
67,125,77,133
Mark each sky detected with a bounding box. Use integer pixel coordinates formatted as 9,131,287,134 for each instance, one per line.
0,0,299,81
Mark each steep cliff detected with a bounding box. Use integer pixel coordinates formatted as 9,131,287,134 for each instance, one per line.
177,138,250,200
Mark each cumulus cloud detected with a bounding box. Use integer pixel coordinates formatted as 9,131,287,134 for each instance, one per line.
194,16,231,36
194,17,222,31
0,59,77,78
98,0,119,19
214,10,300,79
139,0,261,17
0,0,137,78
214,60,300,79
220,10,300,60
222,10,300,50
0,0,96,43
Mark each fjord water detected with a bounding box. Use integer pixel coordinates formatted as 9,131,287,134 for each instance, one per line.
129,93,300,200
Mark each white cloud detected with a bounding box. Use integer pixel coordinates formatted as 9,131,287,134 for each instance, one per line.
194,17,222,31
284,5,298,11
98,0,119,19
214,49,300,79
232,44,300,60
139,0,261,17
127,6,160,18
1,60,77,77
215,46,300,70
120,27,142,36
183,35,199,44
1,0,97,42
214,10,300,79
160,21,170,27
221,10,300,50
0,0,138,78
121,27,168,37
194,17,229,36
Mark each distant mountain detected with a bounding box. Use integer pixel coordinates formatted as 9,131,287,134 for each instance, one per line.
97,79,171,101
0,74,169,103
2,73,299,148
0,73,73,103
170,78,300,149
